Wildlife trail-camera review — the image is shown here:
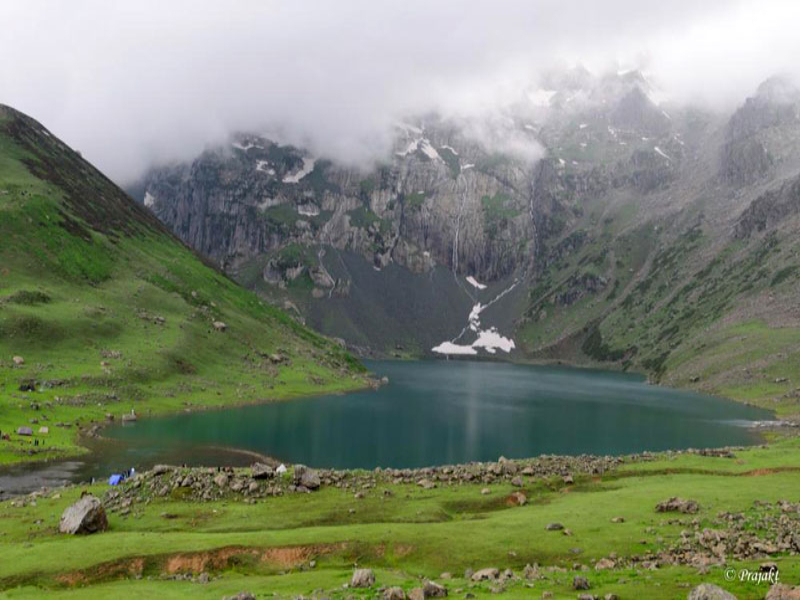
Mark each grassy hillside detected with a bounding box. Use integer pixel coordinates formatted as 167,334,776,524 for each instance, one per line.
1,440,799,598
518,192,800,419
0,105,366,465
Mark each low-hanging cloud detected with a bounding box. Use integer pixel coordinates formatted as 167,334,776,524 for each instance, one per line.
1,0,799,183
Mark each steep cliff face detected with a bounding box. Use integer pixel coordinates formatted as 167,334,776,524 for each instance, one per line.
142,123,543,282
131,71,800,367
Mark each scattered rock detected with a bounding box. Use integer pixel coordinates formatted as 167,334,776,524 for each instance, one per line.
656,497,699,514
213,474,229,488
563,474,574,484
546,522,564,531
251,462,274,479
38,426,49,434
687,583,737,600
522,563,540,579
223,593,256,600
152,464,171,475
509,491,526,506
351,568,375,588
511,476,524,487
212,321,227,332
59,495,108,535
423,580,448,597
471,568,499,581
573,575,590,590
16,427,33,436
481,488,491,495
611,516,625,523
384,587,407,600
765,584,800,599
594,558,615,570
12,356,24,366
293,465,321,490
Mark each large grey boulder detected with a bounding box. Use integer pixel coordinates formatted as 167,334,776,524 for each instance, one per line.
351,568,375,588
59,495,108,535
251,462,275,479
423,580,448,597
656,497,700,514
765,584,800,599
687,583,737,600
293,464,321,490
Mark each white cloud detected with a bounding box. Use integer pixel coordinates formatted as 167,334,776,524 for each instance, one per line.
0,0,797,182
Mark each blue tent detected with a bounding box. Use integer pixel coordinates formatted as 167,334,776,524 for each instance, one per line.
108,474,123,486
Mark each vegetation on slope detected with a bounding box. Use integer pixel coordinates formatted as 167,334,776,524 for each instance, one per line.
0,106,366,465
519,194,800,418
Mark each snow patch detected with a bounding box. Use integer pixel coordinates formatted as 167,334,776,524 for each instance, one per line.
232,140,260,151
472,328,516,353
431,341,478,356
297,203,320,217
283,158,316,183
256,160,275,175
461,163,475,171
653,146,671,161
440,144,459,156
419,139,441,161
396,138,420,157
144,192,155,208
579,123,588,129
466,276,487,290
433,282,518,356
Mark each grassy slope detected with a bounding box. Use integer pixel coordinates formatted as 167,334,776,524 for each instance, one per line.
0,106,366,465
518,194,800,419
1,440,799,598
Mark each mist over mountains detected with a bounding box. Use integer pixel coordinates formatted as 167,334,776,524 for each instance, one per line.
3,0,800,182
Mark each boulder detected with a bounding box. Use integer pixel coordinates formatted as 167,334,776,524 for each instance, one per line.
546,522,564,531
213,321,227,332
251,462,275,479
213,474,229,488
383,587,407,600
471,568,499,581
351,568,375,588
59,495,108,534
293,465,320,490
573,575,590,590
423,580,448,597
656,497,699,514
687,583,737,600
764,583,800,600
12,356,24,366
594,558,615,570
509,491,526,505
766,584,800,599
16,427,33,436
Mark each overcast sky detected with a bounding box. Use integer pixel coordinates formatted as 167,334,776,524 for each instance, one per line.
2,0,800,182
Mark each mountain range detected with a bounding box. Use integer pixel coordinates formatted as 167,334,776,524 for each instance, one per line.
129,68,800,410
